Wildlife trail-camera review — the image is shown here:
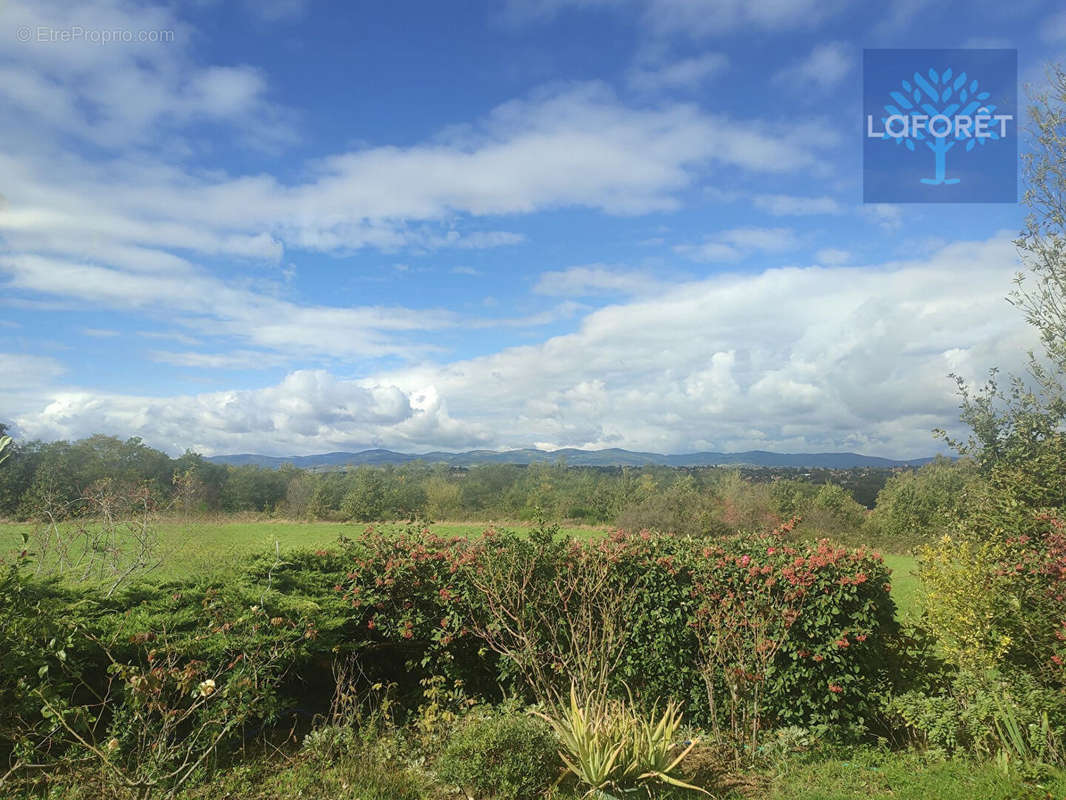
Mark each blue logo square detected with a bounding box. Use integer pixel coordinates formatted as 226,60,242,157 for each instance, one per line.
862,49,1017,203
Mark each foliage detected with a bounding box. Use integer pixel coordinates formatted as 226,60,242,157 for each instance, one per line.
864,457,976,548
0,431,903,535
28,595,312,800
914,67,1066,745
692,535,896,744
918,511,1066,683
767,746,1066,800
534,685,706,797
885,669,1066,767
339,525,898,738
436,710,560,800
464,520,644,702
615,473,726,537
27,480,163,596
1012,64,1066,375
0,555,80,775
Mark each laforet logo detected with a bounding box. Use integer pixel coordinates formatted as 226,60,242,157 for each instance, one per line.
862,49,1017,203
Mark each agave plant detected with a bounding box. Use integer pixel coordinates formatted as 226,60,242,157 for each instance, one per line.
631,697,702,790
534,687,623,794
534,685,707,798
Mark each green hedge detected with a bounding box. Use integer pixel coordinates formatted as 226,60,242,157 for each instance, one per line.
340,526,898,730
0,525,899,763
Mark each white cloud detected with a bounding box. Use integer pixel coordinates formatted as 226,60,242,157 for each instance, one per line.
627,52,729,92
149,350,293,369
9,236,1035,459
534,265,665,296
774,42,854,90
13,370,490,456
0,0,293,149
861,204,904,231
0,353,66,387
675,227,799,262
0,80,836,281
0,253,458,360
753,194,842,216
815,248,852,265
873,0,933,36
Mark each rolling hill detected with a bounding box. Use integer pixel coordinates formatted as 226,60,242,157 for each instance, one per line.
207,448,934,470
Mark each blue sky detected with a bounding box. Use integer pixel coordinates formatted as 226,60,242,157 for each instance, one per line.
1,0,1064,458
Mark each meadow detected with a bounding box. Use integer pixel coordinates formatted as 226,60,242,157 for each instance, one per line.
0,517,922,619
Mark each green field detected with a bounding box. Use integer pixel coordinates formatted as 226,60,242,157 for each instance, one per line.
0,518,609,581
882,552,920,620
0,518,921,618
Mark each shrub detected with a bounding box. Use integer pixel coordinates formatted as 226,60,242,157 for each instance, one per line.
32,599,313,800
301,723,359,760
340,526,898,739
436,711,559,800
919,511,1066,683
692,535,896,739
886,669,1066,763
865,457,976,549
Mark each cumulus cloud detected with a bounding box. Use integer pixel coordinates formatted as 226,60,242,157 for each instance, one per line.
0,50,841,364
8,236,1036,459
12,370,489,457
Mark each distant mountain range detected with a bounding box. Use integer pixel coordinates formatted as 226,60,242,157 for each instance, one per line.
207,448,934,470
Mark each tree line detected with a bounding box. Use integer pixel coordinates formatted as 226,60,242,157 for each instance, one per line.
0,424,977,546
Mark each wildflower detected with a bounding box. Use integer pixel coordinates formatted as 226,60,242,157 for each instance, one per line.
197,679,216,697
829,684,843,694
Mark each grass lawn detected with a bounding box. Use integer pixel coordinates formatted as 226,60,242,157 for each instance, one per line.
881,552,920,620
168,746,1066,800
765,749,1066,800
0,518,609,581
0,518,923,618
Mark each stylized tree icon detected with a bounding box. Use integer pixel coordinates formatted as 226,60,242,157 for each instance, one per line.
880,68,998,185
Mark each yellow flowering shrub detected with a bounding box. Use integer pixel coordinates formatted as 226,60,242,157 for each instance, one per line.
919,535,1019,672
